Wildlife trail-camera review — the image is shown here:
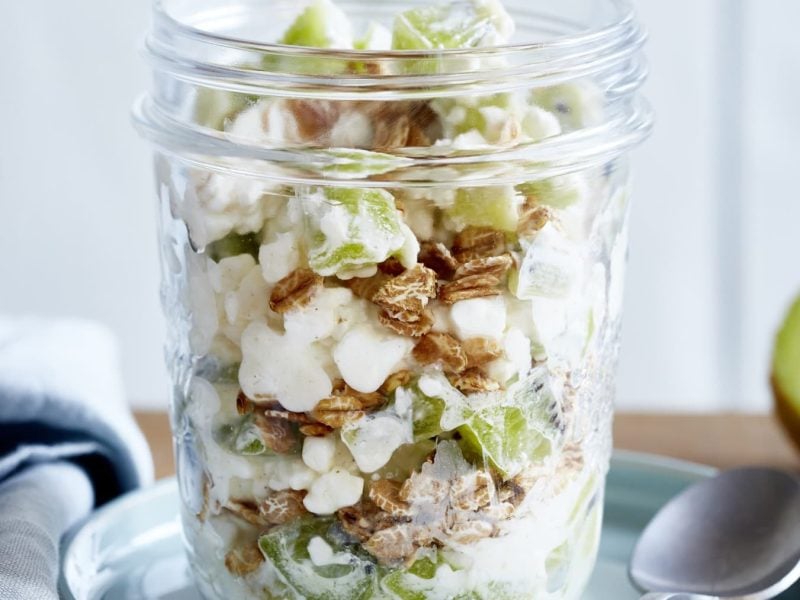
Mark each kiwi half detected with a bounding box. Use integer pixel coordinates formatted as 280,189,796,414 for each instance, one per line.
772,293,800,451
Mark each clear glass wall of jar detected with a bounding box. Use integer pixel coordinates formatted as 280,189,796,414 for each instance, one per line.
134,1,651,597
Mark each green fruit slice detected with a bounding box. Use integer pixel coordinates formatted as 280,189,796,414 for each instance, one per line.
511,223,581,299
382,555,523,600
458,369,563,477
411,390,446,441
193,88,253,130
530,83,603,132
382,557,438,600
206,231,261,262
303,187,412,277
234,417,268,456
259,517,378,600
392,0,513,50
773,293,800,450
516,175,587,210
447,186,520,233
280,0,353,48
430,94,519,144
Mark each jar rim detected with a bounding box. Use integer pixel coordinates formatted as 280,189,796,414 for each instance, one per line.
146,0,645,92
152,0,637,58
136,0,653,182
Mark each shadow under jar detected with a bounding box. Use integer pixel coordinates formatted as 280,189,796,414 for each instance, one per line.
134,0,651,597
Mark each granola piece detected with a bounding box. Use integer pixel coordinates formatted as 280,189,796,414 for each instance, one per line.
299,423,335,437
439,282,501,304
379,370,414,395
311,395,366,429
439,254,513,304
454,254,514,280
331,379,386,409
337,501,401,543
378,309,434,338
346,59,385,76
378,257,407,276
448,368,501,393
462,337,504,368
481,500,516,521
450,470,496,511
346,272,391,301
412,332,468,374
236,389,255,415
313,410,365,429
286,99,340,142
498,469,539,507
224,543,265,577
409,102,439,131
447,520,495,545
369,480,413,517
372,265,438,320
260,490,308,525
406,124,430,147
224,499,264,526
269,268,323,314
560,443,585,472
497,480,525,506
253,413,298,454
262,408,316,424
517,201,552,237
418,241,459,280
399,470,450,505
451,227,506,263
374,113,412,151
364,524,424,565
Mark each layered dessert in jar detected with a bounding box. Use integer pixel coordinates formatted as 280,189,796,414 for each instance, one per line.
146,0,639,597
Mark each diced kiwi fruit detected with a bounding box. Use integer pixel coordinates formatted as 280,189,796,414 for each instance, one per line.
382,557,522,600
214,414,280,457
280,0,350,48
530,83,603,132
392,1,511,50
206,231,261,262
233,416,269,456
259,517,379,600
516,176,585,210
458,370,562,477
773,293,800,451
447,186,520,233
305,187,407,276
411,390,446,441
381,557,438,600
193,88,253,130
432,94,514,141
375,440,437,481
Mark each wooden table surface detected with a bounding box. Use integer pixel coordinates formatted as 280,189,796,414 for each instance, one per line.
134,411,800,481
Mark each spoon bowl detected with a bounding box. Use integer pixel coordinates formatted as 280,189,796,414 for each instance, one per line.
629,467,800,599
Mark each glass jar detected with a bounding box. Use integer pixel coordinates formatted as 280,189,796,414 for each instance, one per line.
134,0,651,598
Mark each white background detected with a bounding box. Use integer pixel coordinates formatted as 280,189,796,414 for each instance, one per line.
1,1,797,411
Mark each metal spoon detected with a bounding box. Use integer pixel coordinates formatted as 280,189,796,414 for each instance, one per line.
629,467,800,600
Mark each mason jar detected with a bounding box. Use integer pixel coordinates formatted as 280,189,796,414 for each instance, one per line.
134,0,651,597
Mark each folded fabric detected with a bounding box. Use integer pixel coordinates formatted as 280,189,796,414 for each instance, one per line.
0,317,154,600
0,462,93,600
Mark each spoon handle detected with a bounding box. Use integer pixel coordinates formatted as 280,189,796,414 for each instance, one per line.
640,594,718,600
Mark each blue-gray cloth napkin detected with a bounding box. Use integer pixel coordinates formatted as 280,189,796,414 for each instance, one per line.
0,318,154,600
